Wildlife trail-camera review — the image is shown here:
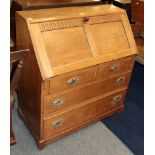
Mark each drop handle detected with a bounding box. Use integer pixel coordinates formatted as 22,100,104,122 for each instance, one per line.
110,64,120,71
116,76,125,84
52,119,64,129
112,95,122,104
68,77,80,86
53,98,64,106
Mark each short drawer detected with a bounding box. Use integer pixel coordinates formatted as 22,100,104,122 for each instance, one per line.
96,56,134,80
49,67,95,94
44,72,131,115
43,89,127,138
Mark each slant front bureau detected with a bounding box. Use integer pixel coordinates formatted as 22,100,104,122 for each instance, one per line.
16,5,137,149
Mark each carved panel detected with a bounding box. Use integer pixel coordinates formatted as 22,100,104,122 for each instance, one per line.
40,18,83,32
89,15,122,24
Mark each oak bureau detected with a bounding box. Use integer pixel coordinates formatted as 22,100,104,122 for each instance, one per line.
16,5,137,149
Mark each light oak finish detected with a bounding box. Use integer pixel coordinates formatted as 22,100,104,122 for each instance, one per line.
49,67,96,94
17,5,137,79
10,0,103,44
44,72,131,115
44,89,127,138
16,5,137,149
96,56,134,79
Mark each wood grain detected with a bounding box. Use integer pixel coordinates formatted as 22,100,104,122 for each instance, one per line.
96,56,133,80
44,72,131,115
16,5,136,149
43,89,127,138
16,5,137,79
49,66,95,94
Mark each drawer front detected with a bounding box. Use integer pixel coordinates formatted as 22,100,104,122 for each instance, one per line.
96,56,134,80
49,67,95,94
43,89,127,138
44,72,130,115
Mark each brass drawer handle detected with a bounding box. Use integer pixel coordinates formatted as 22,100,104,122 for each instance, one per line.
110,64,120,71
53,98,64,106
52,119,64,129
68,77,80,86
116,76,125,84
112,95,122,104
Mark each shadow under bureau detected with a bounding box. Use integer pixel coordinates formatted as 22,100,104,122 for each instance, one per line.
16,4,137,149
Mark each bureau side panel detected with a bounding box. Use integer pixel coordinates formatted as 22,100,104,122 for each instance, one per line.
16,13,43,139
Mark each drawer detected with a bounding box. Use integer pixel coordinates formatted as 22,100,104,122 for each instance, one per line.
43,89,127,138
96,56,134,80
49,67,95,94
44,72,131,115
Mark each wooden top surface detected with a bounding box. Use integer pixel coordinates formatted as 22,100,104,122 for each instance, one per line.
17,5,125,21
14,0,103,8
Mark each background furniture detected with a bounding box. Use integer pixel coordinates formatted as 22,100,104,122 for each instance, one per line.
11,0,103,11
10,49,29,146
16,5,137,149
10,37,14,51
113,0,131,21
113,0,144,65
10,0,104,42
131,0,144,65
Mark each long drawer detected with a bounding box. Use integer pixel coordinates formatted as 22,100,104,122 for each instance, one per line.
44,72,131,115
43,89,127,138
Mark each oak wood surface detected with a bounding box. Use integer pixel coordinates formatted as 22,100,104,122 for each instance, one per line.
43,89,127,138
44,73,131,115
18,101,124,149
89,21,129,55
49,66,96,94
10,0,103,45
16,5,136,148
96,56,133,79
16,5,137,79
17,5,125,21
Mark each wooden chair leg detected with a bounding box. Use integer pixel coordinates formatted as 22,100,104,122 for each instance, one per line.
10,107,16,146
